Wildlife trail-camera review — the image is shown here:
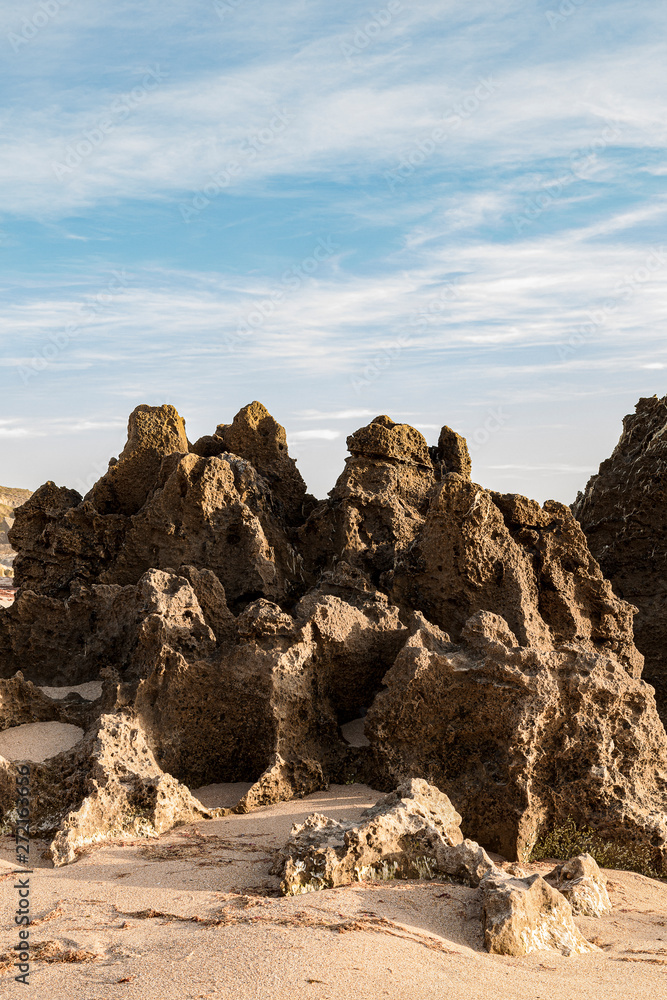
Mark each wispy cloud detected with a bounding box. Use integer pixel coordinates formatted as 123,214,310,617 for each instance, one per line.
2,0,665,503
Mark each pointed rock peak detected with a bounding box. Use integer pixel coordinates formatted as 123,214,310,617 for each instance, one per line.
347,415,433,467
215,401,308,524
87,403,188,516
437,425,472,480
122,404,188,460
216,401,289,460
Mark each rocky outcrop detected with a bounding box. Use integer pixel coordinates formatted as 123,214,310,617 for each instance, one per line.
274,780,601,957
1,402,666,873
271,779,498,895
366,610,667,864
573,395,667,723
0,711,215,864
481,870,598,956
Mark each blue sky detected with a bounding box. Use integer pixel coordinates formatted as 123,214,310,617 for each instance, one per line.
1,0,666,502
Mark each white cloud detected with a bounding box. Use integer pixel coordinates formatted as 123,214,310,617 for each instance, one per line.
288,429,341,441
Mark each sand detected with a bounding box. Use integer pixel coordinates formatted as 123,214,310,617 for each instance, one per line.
1,782,666,998
191,783,254,809
0,722,84,762
39,682,103,702
340,717,370,747
0,589,14,609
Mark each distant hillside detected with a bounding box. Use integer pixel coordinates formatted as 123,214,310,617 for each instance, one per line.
0,487,32,576
0,487,32,510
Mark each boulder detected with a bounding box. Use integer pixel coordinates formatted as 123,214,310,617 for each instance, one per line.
481,871,598,956
546,853,612,917
271,778,498,895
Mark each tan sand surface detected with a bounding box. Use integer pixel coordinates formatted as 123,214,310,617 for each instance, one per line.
0,722,84,762
39,682,103,702
340,717,370,747
191,783,254,809
0,783,666,998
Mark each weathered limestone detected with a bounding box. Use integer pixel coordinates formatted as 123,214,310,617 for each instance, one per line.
271,779,498,896
1,401,666,876
366,610,667,864
573,395,667,723
546,854,612,917
0,712,215,865
480,870,598,956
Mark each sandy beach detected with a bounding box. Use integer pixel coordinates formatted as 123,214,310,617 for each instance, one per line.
0,783,666,999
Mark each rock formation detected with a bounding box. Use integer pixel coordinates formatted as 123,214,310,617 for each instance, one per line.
272,779,603,957
573,395,667,723
271,779,498,895
545,853,612,917
480,870,598,956
1,402,666,874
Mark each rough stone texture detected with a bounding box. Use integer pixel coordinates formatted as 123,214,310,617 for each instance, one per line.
0,712,215,864
215,401,314,526
546,853,612,917
433,425,472,479
366,610,667,864
1,402,667,872
271,779,498,895
49,714,215,865
573,395,667,723
87,404,189,516
481,871,598,956
390,484,642,675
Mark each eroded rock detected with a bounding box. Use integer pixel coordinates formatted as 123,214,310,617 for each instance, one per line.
1,402,666,874
573,395,667,723
546,853,612,917
366,610,667,865
272,779,498,895
481,870,598,956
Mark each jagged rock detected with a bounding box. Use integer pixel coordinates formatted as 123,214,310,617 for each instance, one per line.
366,610,667,865
481,871,598,956
215,401,313,525
1,403,667,873
49,714,215,865
271,779,498,895
299,416,435,586
546,853,612,917
573,395,667,722
434,425,472,479
87,404,189,516
0,712,215,864
235,754,326,813
390,482,641,674
129,585,405,790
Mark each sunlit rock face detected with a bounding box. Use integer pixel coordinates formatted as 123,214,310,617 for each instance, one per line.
1,401,666,873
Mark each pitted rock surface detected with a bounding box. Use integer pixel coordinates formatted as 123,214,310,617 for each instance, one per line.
573,395,667,723
1,401,666,874
271,779,498,895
